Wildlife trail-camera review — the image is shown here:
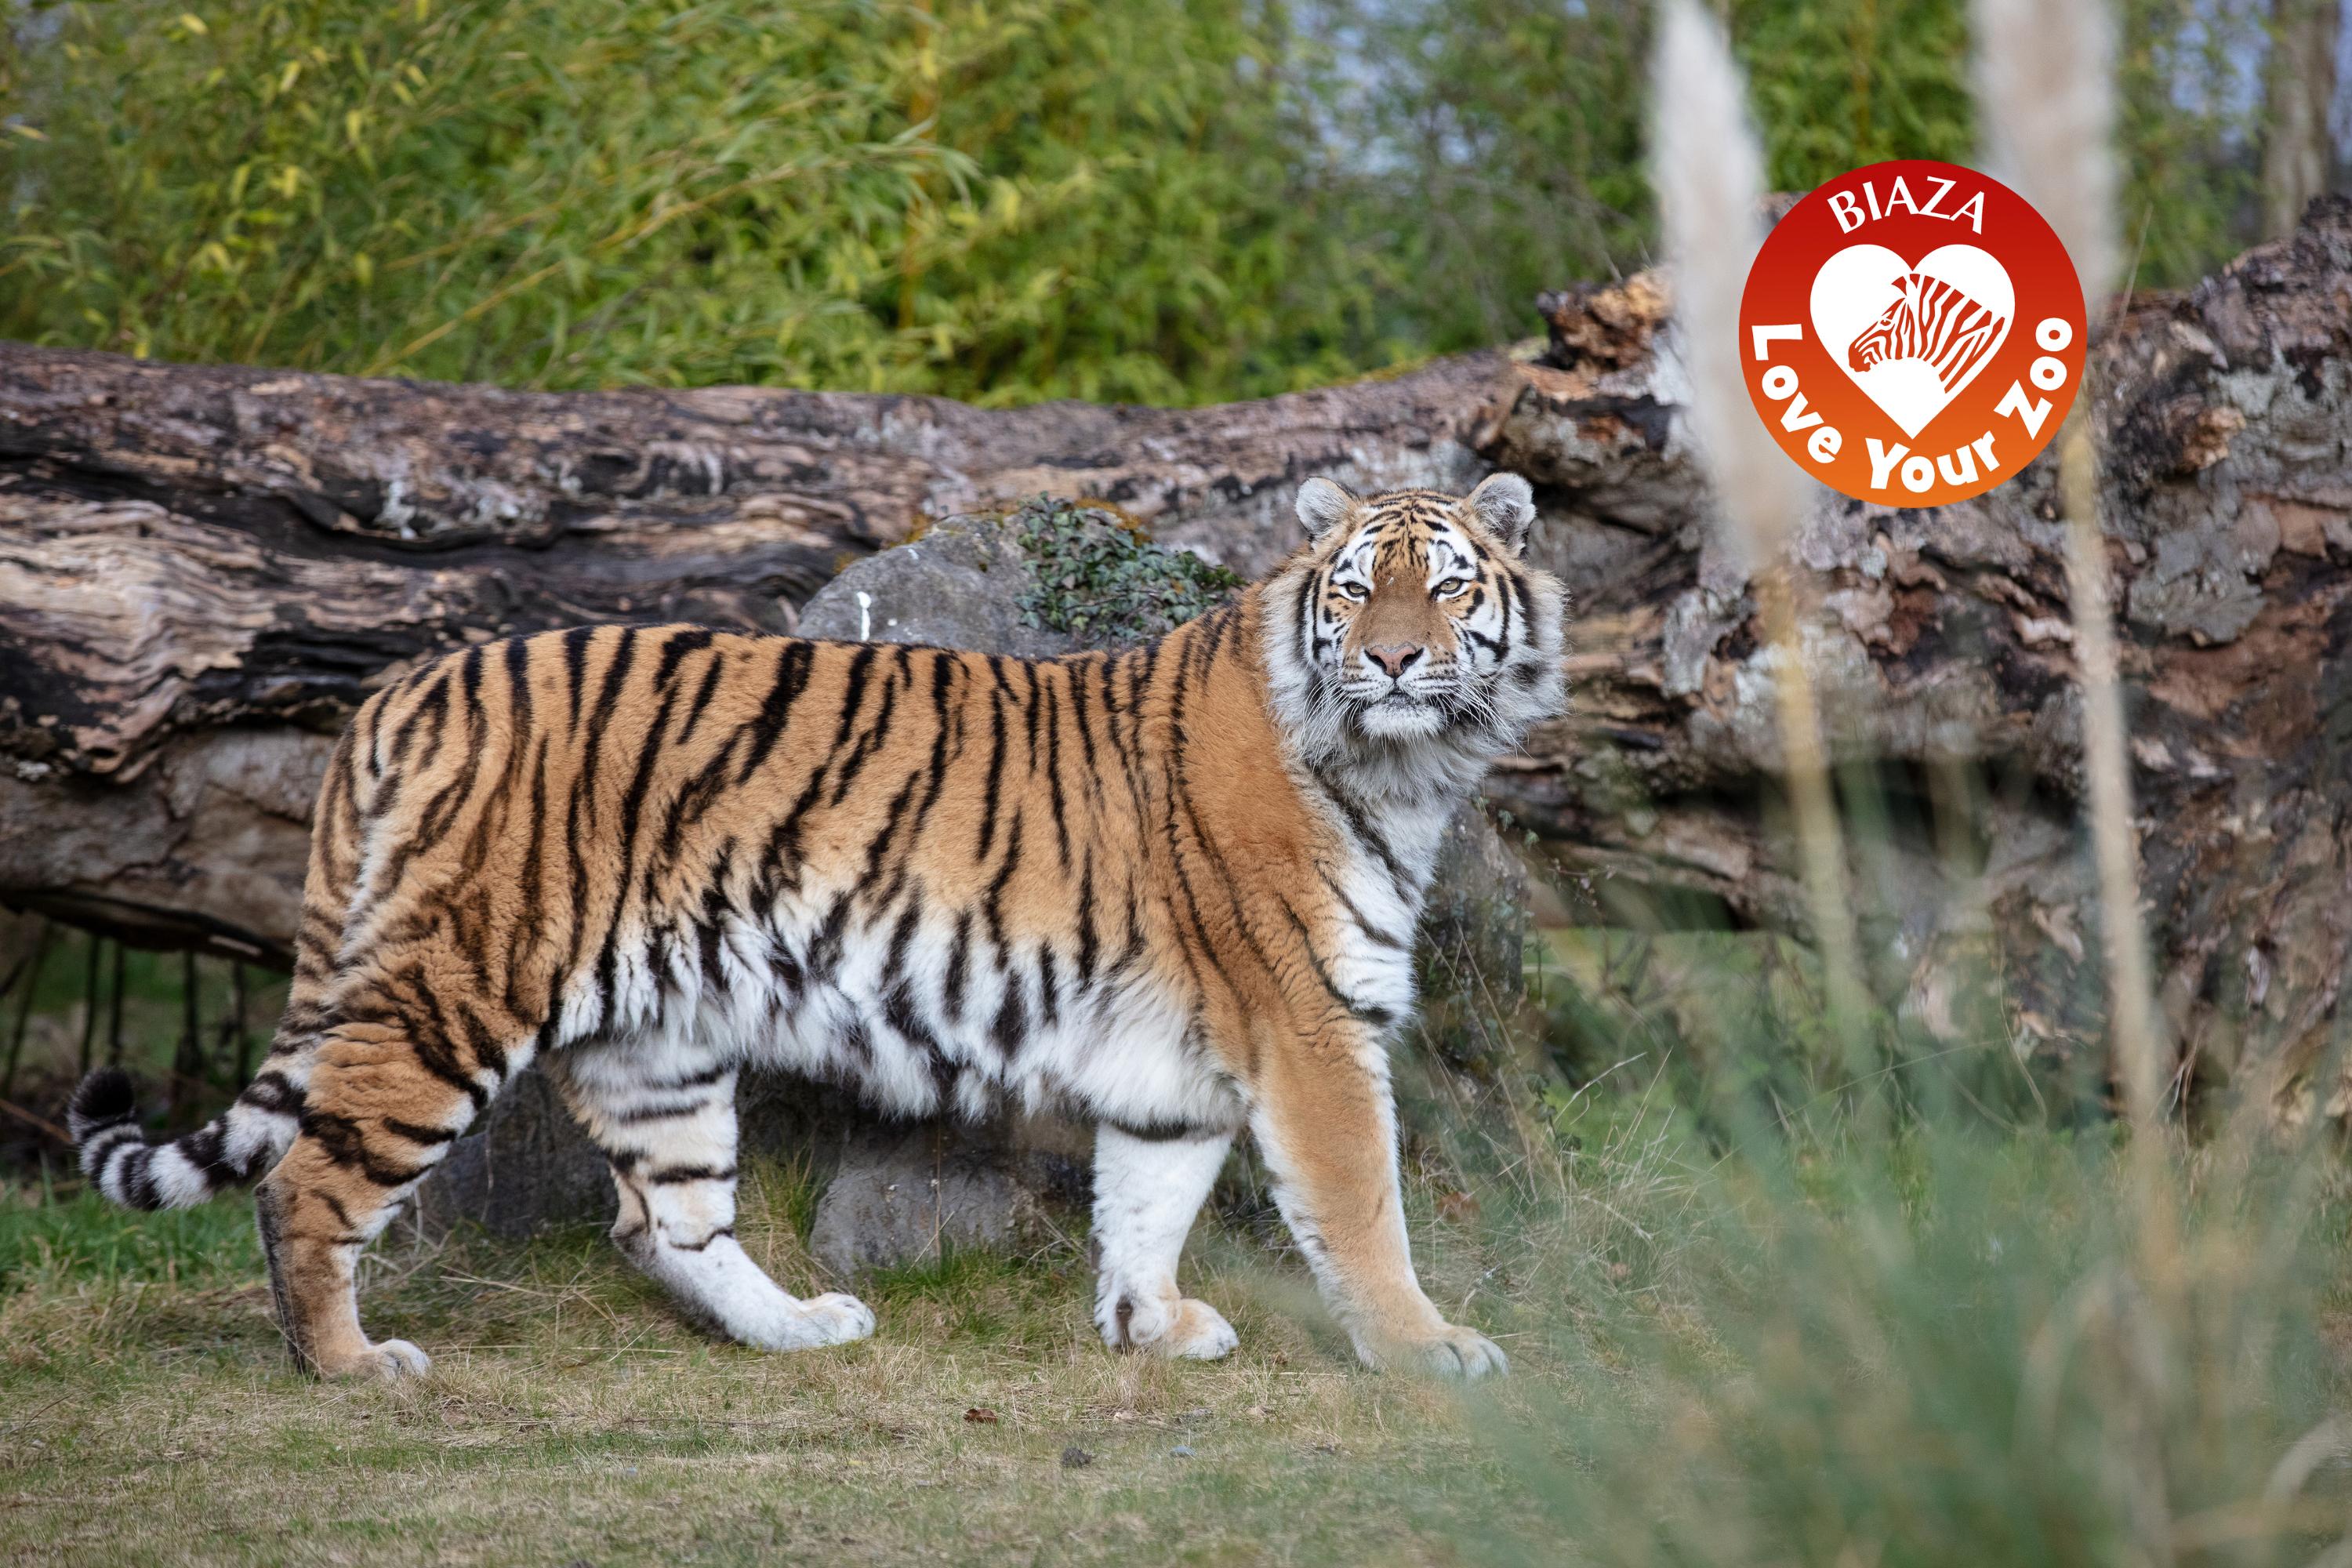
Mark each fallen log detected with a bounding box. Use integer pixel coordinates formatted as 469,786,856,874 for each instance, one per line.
4,197,2350,1129
0,346,1501,957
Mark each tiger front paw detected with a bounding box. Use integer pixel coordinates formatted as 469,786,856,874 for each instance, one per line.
1155,1298,1240,1359
1097,1289,1238,1360
1385,1323,1508,1380
746,1291,876,1351
311,1338,434,1381
803,1291,878,1346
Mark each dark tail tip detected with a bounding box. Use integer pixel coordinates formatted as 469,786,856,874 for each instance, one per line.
67,1067,139,1145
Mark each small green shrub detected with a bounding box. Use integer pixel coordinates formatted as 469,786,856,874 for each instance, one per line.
1008,498,1242,648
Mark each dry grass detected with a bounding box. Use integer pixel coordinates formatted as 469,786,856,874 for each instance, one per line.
0,1140,1626,1568
9,1046,2348,1568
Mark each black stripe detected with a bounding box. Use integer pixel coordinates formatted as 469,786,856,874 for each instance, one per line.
504,633,536,739
655,626,717,690
384,666,451,777
648,1164,737,1185
649,1062,731,1092
855,768,925,894
177,1123,236,1185
1066,656,1102,781
1044,677,1070,871
561,624,596,729
1075,856,1100,986
615,1098,722,1125
383,1117,459,1147
508,731,554,1027
880,891,923,982
829,645,908,807
1021,661,1042,775
944,911,973,1025
676,642,728,749
738,639,818,782
980,811,1025,953
990,972,1028,1061
883,982,942,1055
668,1225,736,1252
912,651,959,824
1036,946,1061,1029
298,1109,430,1188
238,1070,303,1116
805,893,855,985
976,677,1009,860
1317,867,1408,949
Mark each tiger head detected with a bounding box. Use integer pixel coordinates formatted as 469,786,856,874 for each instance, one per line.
1264,473,1567,773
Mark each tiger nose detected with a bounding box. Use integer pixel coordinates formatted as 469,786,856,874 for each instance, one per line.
1365,643,1423,679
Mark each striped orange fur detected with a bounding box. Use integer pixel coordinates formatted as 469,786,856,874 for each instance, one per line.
71,474,1566,1379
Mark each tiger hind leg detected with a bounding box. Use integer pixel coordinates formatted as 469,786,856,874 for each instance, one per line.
256,1022,481,1379
1090,1124,1239,1359
559,1047,874,1352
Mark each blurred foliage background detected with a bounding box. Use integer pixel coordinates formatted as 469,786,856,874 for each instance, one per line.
0,0,2330,402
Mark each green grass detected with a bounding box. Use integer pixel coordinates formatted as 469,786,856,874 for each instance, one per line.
7,902,2350,1566
0,1182,263,1294
5,1077,2350,1566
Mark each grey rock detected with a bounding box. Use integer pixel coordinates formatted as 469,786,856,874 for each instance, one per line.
797,514,1080,658
409,1062,615,1240
806,1121,1055,1276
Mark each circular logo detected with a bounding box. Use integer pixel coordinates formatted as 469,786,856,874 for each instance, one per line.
1739,159,2087,506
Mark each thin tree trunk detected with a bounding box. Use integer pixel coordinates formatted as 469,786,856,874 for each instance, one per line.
105,944,125,1069
229,962,252,1086
171,949,205,1117
2262,0,2340,239
2,922,52,1101
78,936,100,1076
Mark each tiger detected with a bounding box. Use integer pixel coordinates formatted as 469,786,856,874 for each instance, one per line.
68,472,1567,1381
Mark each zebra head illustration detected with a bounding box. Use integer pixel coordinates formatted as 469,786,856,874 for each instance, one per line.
1846,273,2009,393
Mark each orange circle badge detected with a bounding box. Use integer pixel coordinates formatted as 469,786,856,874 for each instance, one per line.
1739,159,2087,506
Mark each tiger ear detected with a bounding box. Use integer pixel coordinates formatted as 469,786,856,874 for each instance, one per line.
1465,472,1536,557
1295,477,1361,542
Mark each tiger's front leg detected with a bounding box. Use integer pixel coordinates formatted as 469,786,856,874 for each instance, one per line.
1250,1035,1507,1378
559,1051,876,1354
1090,1123,1240,1359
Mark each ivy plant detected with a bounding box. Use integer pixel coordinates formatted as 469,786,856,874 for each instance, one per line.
1008,498,1242,649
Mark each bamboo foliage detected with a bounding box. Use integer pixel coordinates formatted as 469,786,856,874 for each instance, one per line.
0,0,1370,404
2,0,953,387
0,0,2288,403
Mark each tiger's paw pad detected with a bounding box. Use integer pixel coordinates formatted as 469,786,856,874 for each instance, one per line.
1156,1298,1239,1361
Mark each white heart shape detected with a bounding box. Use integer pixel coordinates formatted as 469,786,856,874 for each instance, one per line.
1810,243,2015,440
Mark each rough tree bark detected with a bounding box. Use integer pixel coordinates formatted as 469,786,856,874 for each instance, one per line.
1482,198,2352,1126
5,198,2350,1131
